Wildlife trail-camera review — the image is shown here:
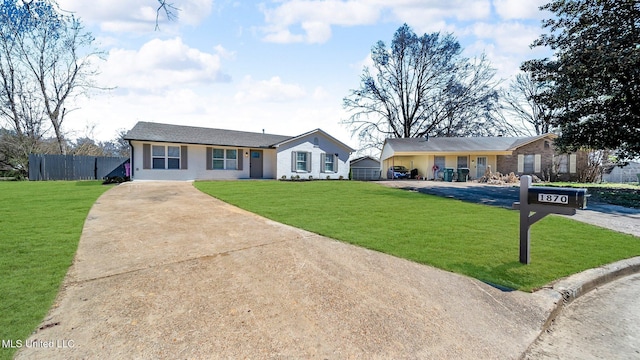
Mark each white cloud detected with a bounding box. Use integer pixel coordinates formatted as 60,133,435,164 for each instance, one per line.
260,0,494,43
234,76,307,104
389,0,491,24
471,21,541,56
261,0,381,43
493,0,548,20
58,0,214,33
100,37,229,92
464,20,551,80
312,86,331,101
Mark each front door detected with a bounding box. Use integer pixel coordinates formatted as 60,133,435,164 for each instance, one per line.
250,150,263,179
476,156,487,178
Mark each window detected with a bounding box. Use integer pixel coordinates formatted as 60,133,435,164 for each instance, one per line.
523,154,535,173
457,156,468,168
226,149,237,170
152,145,181,169
212,148,237,170
167,146,180,169
557,154,568,173
291,151,311,172
296,152,307,171
321,153,337,173
152,145,165,169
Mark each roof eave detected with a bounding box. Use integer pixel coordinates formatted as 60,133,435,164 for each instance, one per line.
127,138,276,149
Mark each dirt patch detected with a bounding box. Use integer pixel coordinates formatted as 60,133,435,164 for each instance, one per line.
16,181,554,359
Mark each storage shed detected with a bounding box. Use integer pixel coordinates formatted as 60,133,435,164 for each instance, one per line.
350,156,381,180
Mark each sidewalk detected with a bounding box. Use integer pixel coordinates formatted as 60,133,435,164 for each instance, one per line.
17,181,555,359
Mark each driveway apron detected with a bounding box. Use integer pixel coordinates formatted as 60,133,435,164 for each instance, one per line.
17,181,554,359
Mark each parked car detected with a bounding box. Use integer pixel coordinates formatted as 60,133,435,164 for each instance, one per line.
387,165,410,179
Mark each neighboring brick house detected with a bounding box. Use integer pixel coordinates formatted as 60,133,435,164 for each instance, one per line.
380,134,581,181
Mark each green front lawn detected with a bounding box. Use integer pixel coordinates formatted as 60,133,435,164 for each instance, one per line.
195,180,640,292
0,181,111,360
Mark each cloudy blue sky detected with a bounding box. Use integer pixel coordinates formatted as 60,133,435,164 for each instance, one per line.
56,0,551,149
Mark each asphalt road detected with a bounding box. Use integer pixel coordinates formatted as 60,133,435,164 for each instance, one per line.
523,273,640,359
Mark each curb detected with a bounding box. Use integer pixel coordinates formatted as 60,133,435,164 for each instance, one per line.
523,256,640,357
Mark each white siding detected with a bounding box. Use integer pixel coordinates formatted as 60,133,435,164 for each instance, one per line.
130,140,278,180
276,133,351,180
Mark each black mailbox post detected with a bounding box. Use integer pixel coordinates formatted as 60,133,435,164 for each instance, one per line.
513,176,588,264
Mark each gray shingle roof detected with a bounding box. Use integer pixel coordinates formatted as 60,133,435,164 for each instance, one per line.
385,134,553,153
124,121,293,148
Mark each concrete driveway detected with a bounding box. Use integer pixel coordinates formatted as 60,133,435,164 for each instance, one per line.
379,180,640,238
17,181,555,359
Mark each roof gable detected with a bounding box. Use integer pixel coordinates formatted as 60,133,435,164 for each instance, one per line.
273,128,355,152
124,121,292,148
350,156,380,166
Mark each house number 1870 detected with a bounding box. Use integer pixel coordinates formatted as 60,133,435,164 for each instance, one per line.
537,193,569,205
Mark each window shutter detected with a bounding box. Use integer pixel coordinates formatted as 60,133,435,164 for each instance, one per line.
143,144,151,169
534,154,541,173
306,152,312,172
206,147,213,170
320,153,326,173
291,151,296,171
237,149,243,171
334,154,338,172
569,154,577,173
517,154,524,173
181,146,188,170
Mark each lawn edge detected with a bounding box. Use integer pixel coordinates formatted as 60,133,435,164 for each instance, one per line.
523,256,640,358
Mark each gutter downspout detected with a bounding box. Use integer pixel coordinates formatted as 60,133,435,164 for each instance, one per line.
128,140,134,180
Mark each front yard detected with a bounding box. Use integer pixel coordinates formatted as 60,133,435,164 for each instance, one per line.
0,181,110,360
195,180,640,292
1,179,637,360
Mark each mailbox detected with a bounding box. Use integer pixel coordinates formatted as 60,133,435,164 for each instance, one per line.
527,187,587,209
515,176,588,264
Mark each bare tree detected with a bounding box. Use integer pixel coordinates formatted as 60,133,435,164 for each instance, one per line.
342,24,501,150
0,0,102,155
156,0,179,30
500,72,555,135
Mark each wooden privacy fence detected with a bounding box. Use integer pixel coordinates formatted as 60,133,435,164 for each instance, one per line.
28,154,129,181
